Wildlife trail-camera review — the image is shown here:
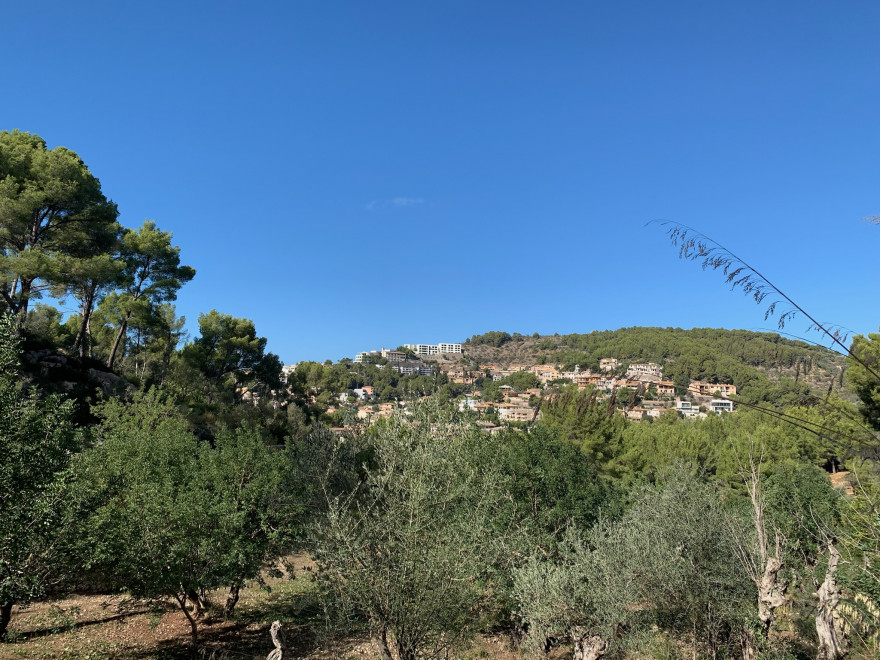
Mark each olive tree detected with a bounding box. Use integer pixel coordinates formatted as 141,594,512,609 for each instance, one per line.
515,472,752,660
315,404,508,660
513,529,631,660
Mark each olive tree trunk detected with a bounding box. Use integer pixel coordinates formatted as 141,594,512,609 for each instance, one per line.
815,542,846,660
266,620,286,660
186,588,207,618
745,456,787,649
741,626,758,660
572,628,607,660
757,555,787,635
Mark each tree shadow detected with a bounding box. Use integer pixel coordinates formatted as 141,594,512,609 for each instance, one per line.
122,620,318,660
8,606,153,641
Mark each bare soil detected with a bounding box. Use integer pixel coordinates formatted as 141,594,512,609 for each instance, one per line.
0,556,546,660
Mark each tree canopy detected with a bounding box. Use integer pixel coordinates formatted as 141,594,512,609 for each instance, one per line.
105,220,195,368
0,130,119,324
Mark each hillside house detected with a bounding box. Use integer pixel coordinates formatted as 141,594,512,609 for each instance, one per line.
709,399,735,414
577,373,602,388
498,405,535,422
380,348,409,363
353,386,375,400
354,350,379,363
450,370,481,385
675,399,701,418
689,381,737,397
531,365,560,383
625,408,649,421
600,358,619,372
655,381,676,397
395,363,434,376
576,373,599,389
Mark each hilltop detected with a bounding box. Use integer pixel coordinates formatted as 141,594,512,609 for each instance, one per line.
433,327,848,403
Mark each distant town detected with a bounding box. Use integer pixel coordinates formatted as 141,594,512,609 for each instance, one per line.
279,341,739,431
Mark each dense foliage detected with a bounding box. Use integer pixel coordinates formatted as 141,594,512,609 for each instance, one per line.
316,405,511,660
0,314,80,638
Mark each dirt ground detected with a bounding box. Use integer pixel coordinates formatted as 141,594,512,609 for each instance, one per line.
0,556,544,660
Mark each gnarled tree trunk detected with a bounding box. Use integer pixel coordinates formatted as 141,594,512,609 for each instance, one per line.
758,555,787,635
815,542,846,660
572,628,607,660
266,620,286,659
746,454,787,646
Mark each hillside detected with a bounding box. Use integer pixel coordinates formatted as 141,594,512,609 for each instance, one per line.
446,327,849,403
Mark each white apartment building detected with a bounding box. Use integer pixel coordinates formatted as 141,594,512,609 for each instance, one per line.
395,363,434,376
354,351,379,363
626,362,663,378
404,343,463,356
405,344,437,355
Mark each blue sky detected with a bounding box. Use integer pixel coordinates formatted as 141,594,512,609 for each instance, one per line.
4,1,879,364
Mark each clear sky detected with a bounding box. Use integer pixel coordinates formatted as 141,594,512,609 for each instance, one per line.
4,1,879,364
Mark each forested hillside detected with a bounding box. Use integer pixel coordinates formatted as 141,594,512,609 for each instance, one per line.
463,327,847,404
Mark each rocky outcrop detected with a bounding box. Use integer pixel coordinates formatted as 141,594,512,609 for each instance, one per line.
22,349,132,396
